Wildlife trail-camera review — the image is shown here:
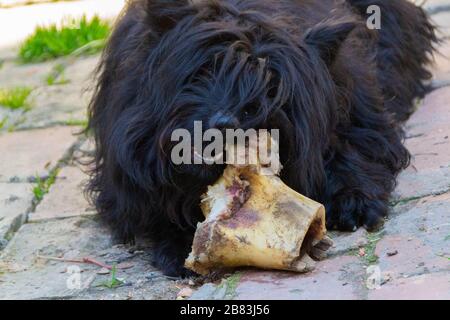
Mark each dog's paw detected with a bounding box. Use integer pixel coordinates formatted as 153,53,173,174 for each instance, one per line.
360,202,387,231
326,196,386,232
152,240,197,278
162,264,197,279
153,254,197,278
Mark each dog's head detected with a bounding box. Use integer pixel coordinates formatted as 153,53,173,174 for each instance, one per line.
150,1,356,174
92,0,358,224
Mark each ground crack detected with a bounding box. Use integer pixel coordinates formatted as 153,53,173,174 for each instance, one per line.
390,186,450,207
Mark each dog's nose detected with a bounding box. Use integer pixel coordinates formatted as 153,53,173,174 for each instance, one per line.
209,112,239,130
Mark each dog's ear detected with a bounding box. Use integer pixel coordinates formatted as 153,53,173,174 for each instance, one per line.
146,0,193,35
304,19,357,65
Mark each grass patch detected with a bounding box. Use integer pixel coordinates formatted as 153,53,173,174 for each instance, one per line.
390,195,423,207
97,265,124,289
216,272,242,299
0,118,7,130
0,118,15,132
19,15,110,63
0,87,32,110
363,233,381,264
225,273,242,298
348,231,383,265
64,118,88,128
45,63,69,85
32,168,59,202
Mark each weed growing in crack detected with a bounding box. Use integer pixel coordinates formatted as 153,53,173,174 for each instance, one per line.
32,168,59,202
215,272,242,299
64,118,88,128
363,232,382,265
347,231,384,265
0,117,7,130
97,265,125,289
0,87,33,110
45,63,70,86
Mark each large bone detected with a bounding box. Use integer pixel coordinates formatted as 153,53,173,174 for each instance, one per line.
185,164,332,275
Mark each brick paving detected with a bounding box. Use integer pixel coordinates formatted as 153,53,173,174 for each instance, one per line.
0,0,449,300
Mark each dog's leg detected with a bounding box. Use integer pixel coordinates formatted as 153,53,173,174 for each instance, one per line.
324,146,393,231
324,116,410,231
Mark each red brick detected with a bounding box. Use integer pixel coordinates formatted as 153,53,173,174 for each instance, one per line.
368,273,450,300
431,39,450,87
29,166,94,222
395,87,450,200
0,126,80,182
233,256,365,300
375,235,448,279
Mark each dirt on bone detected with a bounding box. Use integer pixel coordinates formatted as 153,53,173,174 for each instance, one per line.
227,180,251,218
185,165,332,275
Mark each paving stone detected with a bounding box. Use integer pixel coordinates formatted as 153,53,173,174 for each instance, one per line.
431,39,450,89
17,55,99,129
363,192,450,298
391,193,450,248
381,193,450,274
394,87,450,200
0,54,98,88
236,256,368,300
63,55,99,85
192,256,367,300
190,283,226,300
432,72,450,90
0,55,97,130
29,166,94,222
16,84,91,129
0,59,59,88
368,273,450,300
0,182,34,249
423,0,450,15
0,126,81,182
431,11,450,36
0,108,25,133
374,234,448,278
328,228,369,257
0,216,180,299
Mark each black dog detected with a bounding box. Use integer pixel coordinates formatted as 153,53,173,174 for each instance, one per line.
87,0,436,277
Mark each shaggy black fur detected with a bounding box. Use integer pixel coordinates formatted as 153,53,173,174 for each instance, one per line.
87,0,437,276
